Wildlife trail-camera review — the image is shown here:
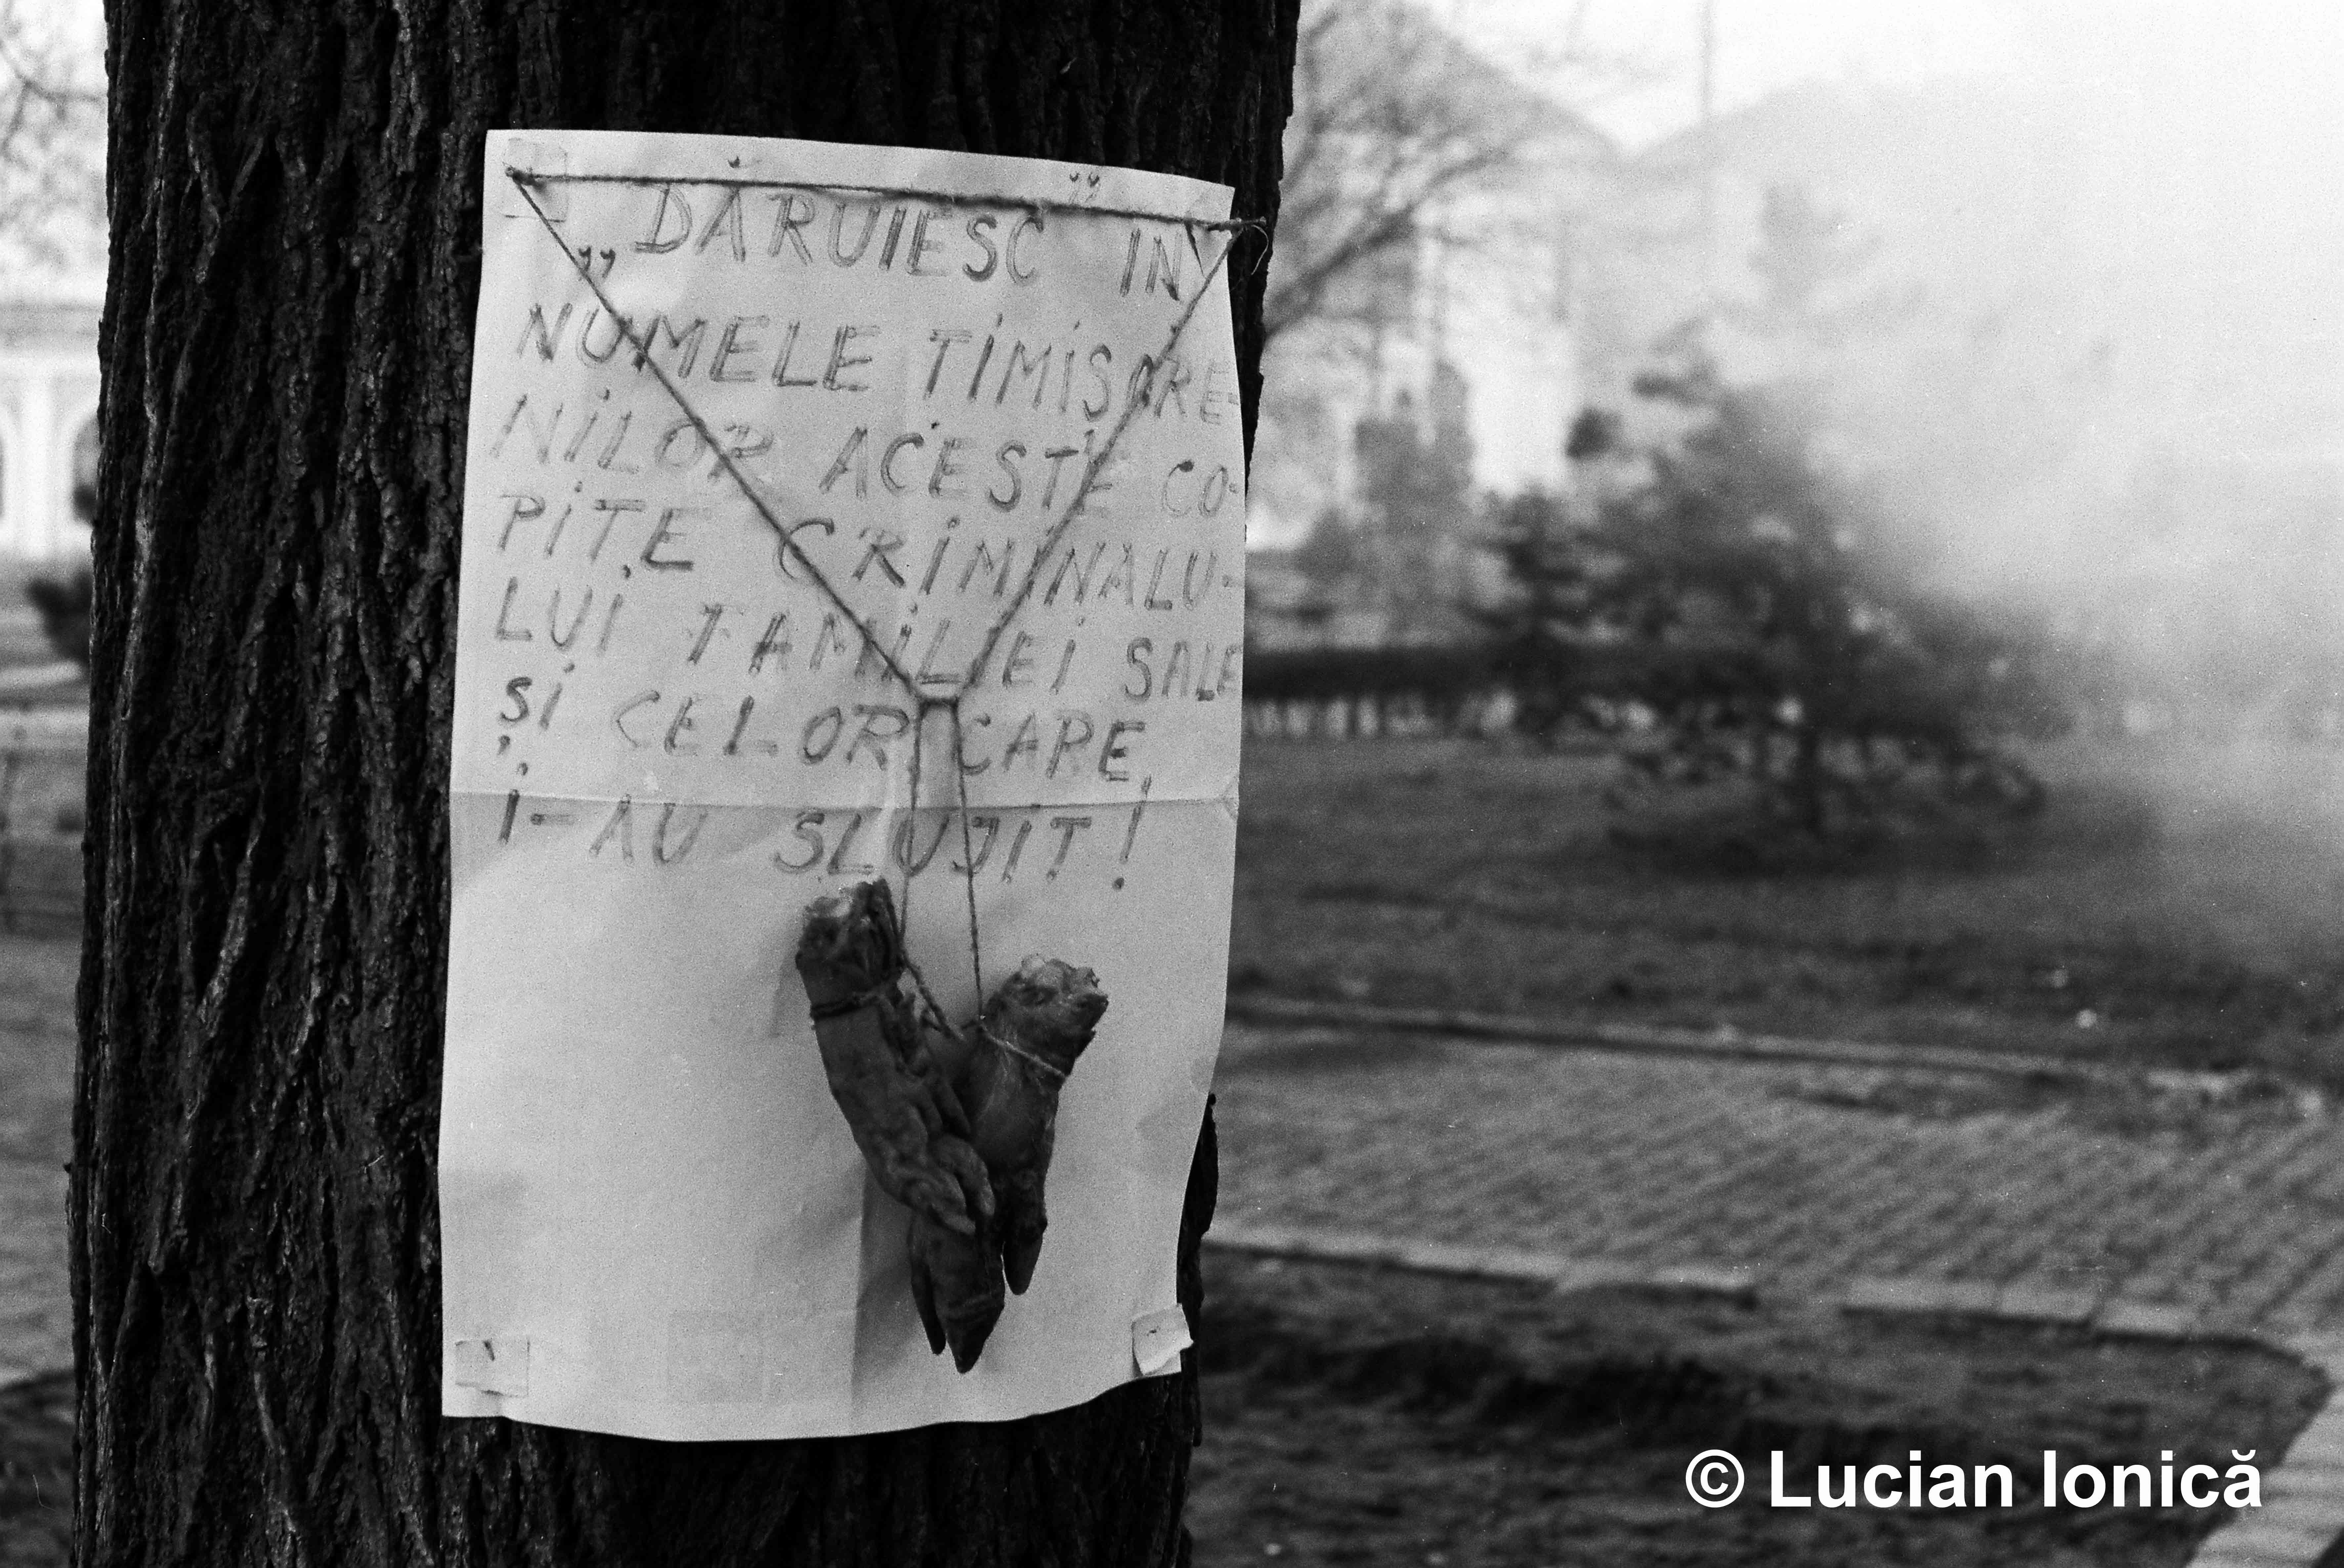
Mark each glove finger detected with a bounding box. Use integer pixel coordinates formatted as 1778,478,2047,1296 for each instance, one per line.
946,1308,998,1374
908,1224,948,1356
924,1225,1005,1374
937,1136,995,1220
896,1165,975,1236
941,1250,1005,1373
1000,1172,1047,1294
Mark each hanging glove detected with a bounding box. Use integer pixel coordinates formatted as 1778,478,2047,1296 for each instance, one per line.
905,958,1106,1369
905,1207,1006,1373
796,885,1108,1374
794,882,993,1238
938,957,1108,1295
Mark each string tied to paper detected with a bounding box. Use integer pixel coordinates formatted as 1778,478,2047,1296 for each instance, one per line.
508,166,1241,1002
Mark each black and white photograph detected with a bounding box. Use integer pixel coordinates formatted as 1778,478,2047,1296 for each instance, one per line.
2,1,2341,1564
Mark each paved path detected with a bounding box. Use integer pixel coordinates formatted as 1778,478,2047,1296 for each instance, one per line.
1213,1024,2344,1336
0,937,72,1382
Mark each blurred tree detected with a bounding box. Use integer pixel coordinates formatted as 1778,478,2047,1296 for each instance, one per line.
1492,194,2066,835
1262,0,1535,343
1350,360,1474,637
1292,504,1365,591
1247,0,1641,647
77,5,1293,1567
1261,0,1640,345
1481,487,1578,739
22,562,86,666
1,0,105,663
1562,405,1619,462
0,0,102,269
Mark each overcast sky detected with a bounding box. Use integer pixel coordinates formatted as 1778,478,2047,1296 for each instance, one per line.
1445,0,2340,150
33,1,2341,158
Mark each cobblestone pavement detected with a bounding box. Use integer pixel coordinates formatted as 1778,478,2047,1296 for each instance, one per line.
1214,1024,2344,1336
0,937,72,1382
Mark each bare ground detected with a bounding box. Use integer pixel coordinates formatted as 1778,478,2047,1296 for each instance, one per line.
1188,1252,2327,1568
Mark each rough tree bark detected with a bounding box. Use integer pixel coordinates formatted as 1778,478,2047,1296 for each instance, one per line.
74,6,1294,1565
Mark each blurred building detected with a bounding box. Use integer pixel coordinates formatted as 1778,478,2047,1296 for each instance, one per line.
1246,0,1615,649
0,288,99,562
0,36,105,569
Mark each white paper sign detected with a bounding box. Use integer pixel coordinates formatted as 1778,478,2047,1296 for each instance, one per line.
440,129,1244,1440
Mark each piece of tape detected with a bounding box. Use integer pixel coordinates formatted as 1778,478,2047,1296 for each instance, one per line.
1132,1306,1191,1377
450,1337,530,1397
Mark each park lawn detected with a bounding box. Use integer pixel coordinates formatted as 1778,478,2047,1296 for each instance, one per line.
1230,735,2344,1083
1189,1251,2326,1568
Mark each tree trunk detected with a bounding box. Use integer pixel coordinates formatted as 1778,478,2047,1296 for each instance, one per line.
74,7,1293,1565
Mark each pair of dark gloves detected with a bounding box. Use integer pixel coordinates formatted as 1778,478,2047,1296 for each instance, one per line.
795,882,1107,1372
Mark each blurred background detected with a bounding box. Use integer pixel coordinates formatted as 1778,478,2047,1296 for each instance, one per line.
4,3,2344,1564
1213,7,2344,1560
1224,0,2344,1071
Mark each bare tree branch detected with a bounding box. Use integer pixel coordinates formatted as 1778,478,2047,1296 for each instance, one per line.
0,0,103,273
1260,0,1617,348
